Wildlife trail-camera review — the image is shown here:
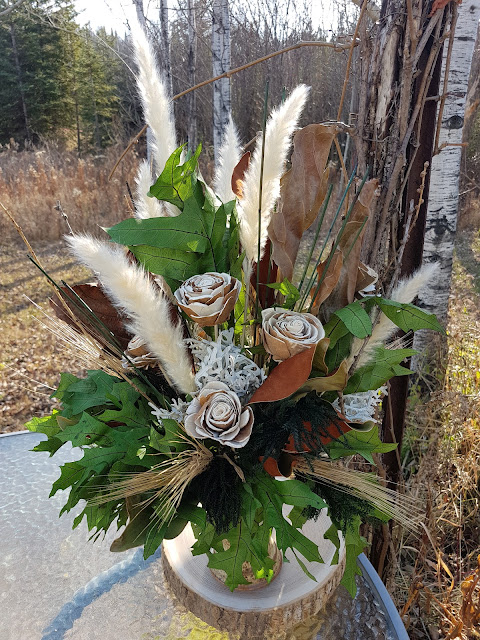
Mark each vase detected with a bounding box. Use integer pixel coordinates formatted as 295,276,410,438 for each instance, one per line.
209,533,283,591
162,509,346,638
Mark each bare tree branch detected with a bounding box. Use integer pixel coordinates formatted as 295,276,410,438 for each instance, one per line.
0,0,26,19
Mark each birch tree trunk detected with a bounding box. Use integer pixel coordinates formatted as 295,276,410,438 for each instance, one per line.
132,0,146,27
187,0,197,151
159,0,173,97
414,0,480,359
212,0,231,164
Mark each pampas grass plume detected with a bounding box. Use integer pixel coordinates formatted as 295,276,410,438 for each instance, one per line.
131,19,177,180
237,85,310,264
355,263,439,368
213,116,242,203
66,234,196,395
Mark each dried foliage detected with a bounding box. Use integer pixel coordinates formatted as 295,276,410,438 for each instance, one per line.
393,230,480,639
0,144,139,242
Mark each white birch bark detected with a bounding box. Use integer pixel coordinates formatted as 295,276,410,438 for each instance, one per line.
187,0,197,151
212,0,231,164
132,0,146,27
414,1,480,358
159,0,173,97
132,0,154,164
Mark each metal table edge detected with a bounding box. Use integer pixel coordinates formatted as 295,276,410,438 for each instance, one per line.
358,553,409,640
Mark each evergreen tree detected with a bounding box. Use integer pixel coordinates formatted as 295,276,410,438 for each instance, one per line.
0,0,77,146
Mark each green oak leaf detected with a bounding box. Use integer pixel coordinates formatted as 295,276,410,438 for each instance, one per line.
325,427,397,464
252,475,325,568
25,411,61,438
341,516,368,597
344,347,416,394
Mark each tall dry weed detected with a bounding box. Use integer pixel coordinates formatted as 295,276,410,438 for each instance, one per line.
394,230,480,640
0,143,139,242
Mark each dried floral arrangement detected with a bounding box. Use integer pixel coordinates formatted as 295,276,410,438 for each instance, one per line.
21,25,444,596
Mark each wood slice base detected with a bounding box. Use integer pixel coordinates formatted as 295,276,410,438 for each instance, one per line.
162,510,346,638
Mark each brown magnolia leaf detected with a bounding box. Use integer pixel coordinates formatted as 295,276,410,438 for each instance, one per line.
231,151,251,199
248,345,316,404
319,179,378,321
50,283,132,350
268,124,337,280
312,337,330,374
356,262,378,293
299,360,349,394
310,250,343,314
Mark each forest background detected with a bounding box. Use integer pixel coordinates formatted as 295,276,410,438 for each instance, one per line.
0,1,479,638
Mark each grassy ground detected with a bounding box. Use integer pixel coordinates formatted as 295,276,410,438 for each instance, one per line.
394,230,480,639
0,241,90,432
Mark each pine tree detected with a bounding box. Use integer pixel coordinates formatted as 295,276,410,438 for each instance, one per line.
0,0,77,146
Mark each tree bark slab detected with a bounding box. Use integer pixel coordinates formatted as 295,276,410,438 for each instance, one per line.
162,512,345,638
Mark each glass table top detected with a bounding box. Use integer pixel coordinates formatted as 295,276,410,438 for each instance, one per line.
0,431,408,640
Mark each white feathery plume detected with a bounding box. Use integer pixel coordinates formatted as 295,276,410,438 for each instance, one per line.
237,85,310,264
213,116,242,203
66,234,196,395
354,263,439,368
130,19,177,183
134,160,165,219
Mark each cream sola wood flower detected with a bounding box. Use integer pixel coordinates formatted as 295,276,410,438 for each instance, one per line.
261,308,325,362
174,273,241,327
184,382,254,448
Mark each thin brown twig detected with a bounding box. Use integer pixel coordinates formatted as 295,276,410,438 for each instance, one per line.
109,39,358,180
337,1,366,122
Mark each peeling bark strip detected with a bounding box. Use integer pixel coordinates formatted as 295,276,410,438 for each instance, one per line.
415,0,480,336
212,0,231,164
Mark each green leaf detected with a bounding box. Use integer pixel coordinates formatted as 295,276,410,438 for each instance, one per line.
110,497,153,552
325,427,397,464
340,516,368,597
323,316,350,347
25,411,61,438
56,412,111,447
241,484,262,530
324,523,341,564
148,144,201,207
266,279,301,309
334,302,372,339
50,461,91,497
107,205,209,254
108,186,229,281
206,520,269,591
129,245,202,288
32,437,64,456
52,372,79,401
372,297,445,333
344,347,416,394
288,505,309,529
62,370,116,414
143,520,169,559
252,475,324,567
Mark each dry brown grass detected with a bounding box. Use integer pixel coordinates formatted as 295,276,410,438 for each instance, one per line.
393,230,480,639
0,241,92,432
0,143,139,241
